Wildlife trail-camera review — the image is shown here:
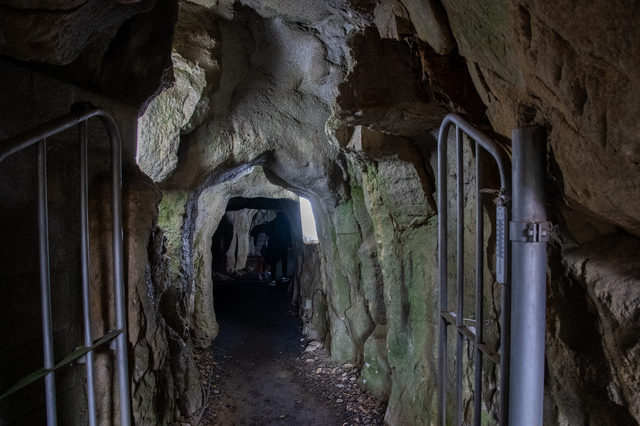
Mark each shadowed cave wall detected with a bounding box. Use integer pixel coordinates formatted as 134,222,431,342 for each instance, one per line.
0,0,639,425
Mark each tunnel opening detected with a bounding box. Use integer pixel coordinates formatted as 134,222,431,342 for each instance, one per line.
209,196,300,284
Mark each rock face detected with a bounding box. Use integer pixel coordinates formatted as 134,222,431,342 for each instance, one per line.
137,2,222,181
0,0,178,112
0,0,154,65
445,0,640,237
1,0,640,425
336,27,449,136
88,168,201,425
546,231,640,424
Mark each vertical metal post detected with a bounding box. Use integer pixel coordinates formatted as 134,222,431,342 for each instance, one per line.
107,117,132,426
80,122,98,426
38,139,58,425
473,145,484,425
455,127,464,426
437,122,449,426
500,250,511,426
509,126,547,426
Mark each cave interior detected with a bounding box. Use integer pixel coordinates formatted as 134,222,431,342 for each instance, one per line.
1,0,640,425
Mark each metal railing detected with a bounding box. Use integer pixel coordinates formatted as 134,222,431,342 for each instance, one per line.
0,103,131,426
437,113,511,425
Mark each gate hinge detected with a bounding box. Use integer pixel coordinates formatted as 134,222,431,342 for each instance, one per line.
509,221,551,243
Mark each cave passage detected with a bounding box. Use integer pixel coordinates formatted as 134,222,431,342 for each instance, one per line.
204,275,334,425
210,197,300,282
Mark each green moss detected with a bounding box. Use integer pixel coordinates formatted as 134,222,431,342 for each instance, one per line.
362,163,441,424
158,190,188,283
331,262,352,317
360,338,391,399
311,292,329,339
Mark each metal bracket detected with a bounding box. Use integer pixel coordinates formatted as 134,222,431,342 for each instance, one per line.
509,221,551,243
77,353,87,364
496,206,508,283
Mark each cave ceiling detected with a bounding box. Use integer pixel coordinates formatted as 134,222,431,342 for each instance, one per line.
1,0,639,235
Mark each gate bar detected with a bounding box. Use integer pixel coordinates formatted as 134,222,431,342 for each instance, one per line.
473,146,484,424
509,126,547,426
455,126,464,426
79,121,98,426
38,138,58,425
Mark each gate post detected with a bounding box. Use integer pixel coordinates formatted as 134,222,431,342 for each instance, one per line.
509,126,547,425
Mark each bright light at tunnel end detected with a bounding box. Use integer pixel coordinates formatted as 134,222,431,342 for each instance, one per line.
299,196,319,244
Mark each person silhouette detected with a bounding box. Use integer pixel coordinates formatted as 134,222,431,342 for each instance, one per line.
250,223,271,282
263,211,292,285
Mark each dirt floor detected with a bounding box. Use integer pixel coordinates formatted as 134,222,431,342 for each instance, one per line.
184,273,387,426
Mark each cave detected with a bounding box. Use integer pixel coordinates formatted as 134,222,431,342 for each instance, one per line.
1,1,639,425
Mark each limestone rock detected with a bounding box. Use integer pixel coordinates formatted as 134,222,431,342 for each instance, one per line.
346,127,437,229
1,0,178,112
4,1,640,425
445,0,640,236
186,0,235,19
210,209,259,277
87,166,183,425
0,0,154,65
137,52,208,182
440,0,523,86
90,0,178,112
374,0,413,41
162,7,350,205
398,0,454,54
238,0,348,23
167,328,203,418
174,1,224,133
158,190,190,290
336,27,448,136
359,325,391,399
327,192,376,364
544,232,640,424
305,341,324,352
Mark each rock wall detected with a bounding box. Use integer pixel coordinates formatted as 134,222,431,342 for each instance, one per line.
430,0,640,423
136,0,640,424
546,231,640,424
445,0,640,238
88,167,201,424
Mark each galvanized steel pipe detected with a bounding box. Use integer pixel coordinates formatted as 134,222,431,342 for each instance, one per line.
509,126,547,426
79,121,98,426
38,139,58,426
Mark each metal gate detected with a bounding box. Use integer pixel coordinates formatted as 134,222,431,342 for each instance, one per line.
436,113,548,425
0,103,132,426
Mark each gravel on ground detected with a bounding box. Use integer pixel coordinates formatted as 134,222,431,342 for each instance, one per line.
183,275,387,426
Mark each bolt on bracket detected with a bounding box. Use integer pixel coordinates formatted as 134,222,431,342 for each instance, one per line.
509,221,551,243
